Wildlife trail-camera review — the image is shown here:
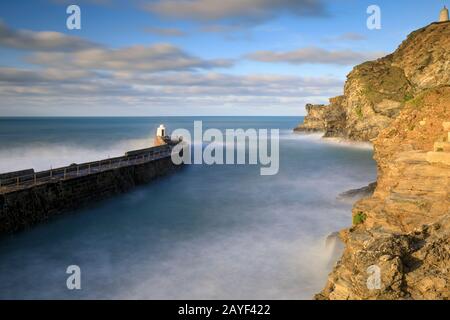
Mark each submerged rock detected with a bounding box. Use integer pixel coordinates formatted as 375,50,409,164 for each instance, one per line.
337,182,377,202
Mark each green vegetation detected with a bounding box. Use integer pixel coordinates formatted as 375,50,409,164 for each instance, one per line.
353,212,367,225
381,67,409,91
408,95,425,109
404,92,415,101
360,64,411,104
354,105,364,119
363,85,382,104
408,85,450,109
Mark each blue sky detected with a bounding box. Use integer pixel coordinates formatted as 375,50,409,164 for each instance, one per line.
0,0,448,116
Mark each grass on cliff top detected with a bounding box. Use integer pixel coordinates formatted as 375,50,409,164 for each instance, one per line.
408,95,425,109
359,63,411,104
354,105,364,119
406,85,450,110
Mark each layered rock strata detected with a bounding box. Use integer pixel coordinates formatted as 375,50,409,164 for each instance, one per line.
317,87,450,300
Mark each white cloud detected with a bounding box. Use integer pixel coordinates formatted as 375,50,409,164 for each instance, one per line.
0,66,343,115
0,67,92,83
0,20,348,116
28,44,233,72
0,21,230,72
144,0,326,22
247,47,386,65
144,27,187,37
0,21,99,51
50,0,112,5
323,32,367,43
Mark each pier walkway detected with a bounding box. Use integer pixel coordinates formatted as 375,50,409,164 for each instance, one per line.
0,145,173,194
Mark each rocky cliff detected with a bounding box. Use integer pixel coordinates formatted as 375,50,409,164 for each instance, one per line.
306,21,450,300
296,21,450,141
294,104,328,132
317,86,450,300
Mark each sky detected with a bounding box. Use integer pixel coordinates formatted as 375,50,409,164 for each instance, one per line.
0,0,448,116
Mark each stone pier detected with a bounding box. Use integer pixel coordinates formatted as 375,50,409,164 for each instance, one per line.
0,144,183,235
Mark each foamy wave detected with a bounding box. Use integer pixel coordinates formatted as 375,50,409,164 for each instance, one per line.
321,137,373,150
282,132,324,141
0,138,153,173
283,131,373,150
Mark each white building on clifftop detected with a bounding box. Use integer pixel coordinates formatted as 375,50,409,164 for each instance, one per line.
439,6,449,22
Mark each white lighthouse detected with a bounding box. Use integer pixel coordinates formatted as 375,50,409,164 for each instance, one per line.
156,124,166,138
154,124,167,146
439,6,449,22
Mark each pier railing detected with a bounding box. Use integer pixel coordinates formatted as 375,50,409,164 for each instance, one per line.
0,146,172,193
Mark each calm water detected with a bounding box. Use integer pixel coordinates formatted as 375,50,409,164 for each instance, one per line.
0,117,376,299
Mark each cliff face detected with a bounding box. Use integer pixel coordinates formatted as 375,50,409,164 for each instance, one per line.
296,21,450,141
307,21,450,300
317,87,450,300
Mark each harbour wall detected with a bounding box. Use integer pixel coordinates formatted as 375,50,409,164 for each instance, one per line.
0,148,182,235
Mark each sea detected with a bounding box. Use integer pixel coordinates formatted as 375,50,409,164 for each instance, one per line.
0,117,376,299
